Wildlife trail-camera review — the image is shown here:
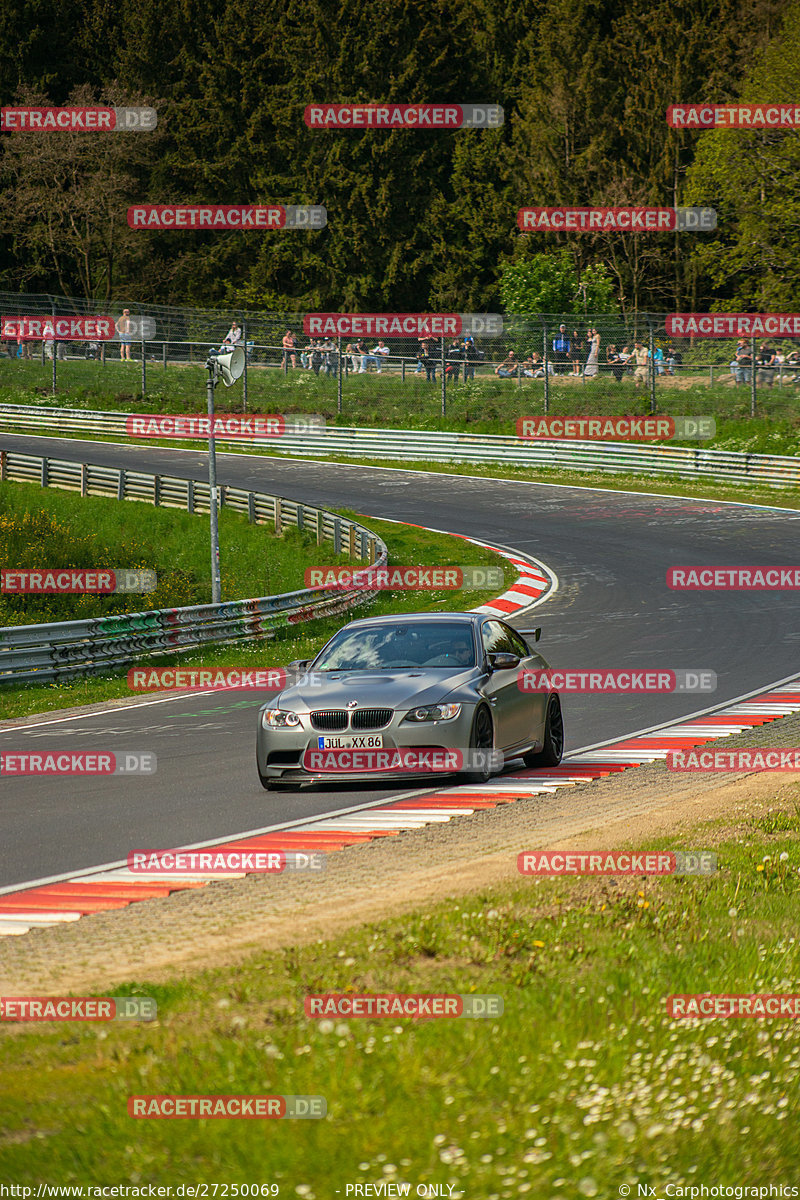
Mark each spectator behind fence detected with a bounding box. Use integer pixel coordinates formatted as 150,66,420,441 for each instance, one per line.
495,351,518,378
664,344,677,375
605,345,626,382
462,335,480,379
735,342,752,384
373,340,390,372
445,338,464,382
570,328,585,376
116,308,133,361
221,320,242,350
584,327,600,378
360,342,380,372
345,342,360,374
631,341,649,388
653,345,665,376
730,339,748,384
529,351,553,378
281,328,298,369
757,343,777,387
552,324,571,373
323,337,338,376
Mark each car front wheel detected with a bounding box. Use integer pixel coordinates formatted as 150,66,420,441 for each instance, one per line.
460,705,495,784
523,694,564,768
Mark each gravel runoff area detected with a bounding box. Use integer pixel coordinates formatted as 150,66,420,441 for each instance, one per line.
2,712,800,996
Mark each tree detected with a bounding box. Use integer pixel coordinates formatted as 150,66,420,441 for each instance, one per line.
499,249,618,315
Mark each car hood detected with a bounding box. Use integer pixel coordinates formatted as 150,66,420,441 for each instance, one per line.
275,668,477,712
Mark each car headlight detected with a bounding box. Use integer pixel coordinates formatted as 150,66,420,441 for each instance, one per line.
402,703,462,723
261,708,302,729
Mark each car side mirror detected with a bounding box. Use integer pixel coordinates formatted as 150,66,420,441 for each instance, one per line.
287,659,312,672
487,652,520,671
519,627,541,643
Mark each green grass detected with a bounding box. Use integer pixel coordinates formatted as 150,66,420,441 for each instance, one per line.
0,506,511,720
0,479,361,626
3,358,800,455
1,796,799,1187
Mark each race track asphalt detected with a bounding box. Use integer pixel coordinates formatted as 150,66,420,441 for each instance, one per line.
2,433,799,888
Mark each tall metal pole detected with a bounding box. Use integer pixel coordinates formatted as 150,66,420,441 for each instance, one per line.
206,365,222,604
141,328,146,398
542,320,550,414
440,337,446,417
51,301,57,396
648,321,656,414
337,335,343,414
242,319,248,412
750,335,757,417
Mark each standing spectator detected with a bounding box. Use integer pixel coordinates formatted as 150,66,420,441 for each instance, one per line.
462,336,479,380
42,318,55,360
310,341,324,375
653,345,665,376
116,308,133,361
664,344,677,375
418,339,437,381
281,329,298,369
734,340,753,381
757,343,777,387
322,337,338,376
445,338,464,382
569,328,585,376
552,324,571,373
631,341,650,388
584,327,600,378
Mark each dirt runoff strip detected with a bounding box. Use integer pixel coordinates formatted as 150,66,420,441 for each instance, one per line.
2,713,800,995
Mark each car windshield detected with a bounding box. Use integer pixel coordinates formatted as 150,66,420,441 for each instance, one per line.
313,622,477,670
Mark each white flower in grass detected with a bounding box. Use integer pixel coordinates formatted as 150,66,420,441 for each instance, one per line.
318,1019,335,1034
578,1179,598,1197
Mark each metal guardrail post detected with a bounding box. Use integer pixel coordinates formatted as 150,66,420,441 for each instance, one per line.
275,497,282,535
334,518,341,554
248,492,256,523
187,479,195,513
118,469,125,501
0,450,6,481
162,341,167,371
81,463,88,497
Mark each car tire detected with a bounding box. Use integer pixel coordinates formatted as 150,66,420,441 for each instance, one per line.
461,705,496,784
523,694,564,768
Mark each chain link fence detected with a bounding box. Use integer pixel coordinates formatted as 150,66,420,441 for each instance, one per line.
1,292,798,420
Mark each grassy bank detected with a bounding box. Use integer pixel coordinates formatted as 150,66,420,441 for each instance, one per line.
0,509,512,720
1,791,798,1189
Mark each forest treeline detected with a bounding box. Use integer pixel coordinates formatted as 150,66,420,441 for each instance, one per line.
0,0,797,316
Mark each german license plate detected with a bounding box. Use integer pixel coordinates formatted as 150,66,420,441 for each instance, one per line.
318,734,384,749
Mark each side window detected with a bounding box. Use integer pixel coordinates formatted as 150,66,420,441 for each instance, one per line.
481,620,516,656
502,623,530,659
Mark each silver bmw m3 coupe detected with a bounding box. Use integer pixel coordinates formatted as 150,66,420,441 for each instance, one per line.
256,611,563,789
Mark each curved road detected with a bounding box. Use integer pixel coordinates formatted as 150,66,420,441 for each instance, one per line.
2,433,799,888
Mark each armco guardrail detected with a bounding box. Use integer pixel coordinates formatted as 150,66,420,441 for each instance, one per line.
1,402,799,487
0,451,387,685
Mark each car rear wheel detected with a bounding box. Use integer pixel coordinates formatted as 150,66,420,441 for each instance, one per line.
523,694,564,768
461,705,495,784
